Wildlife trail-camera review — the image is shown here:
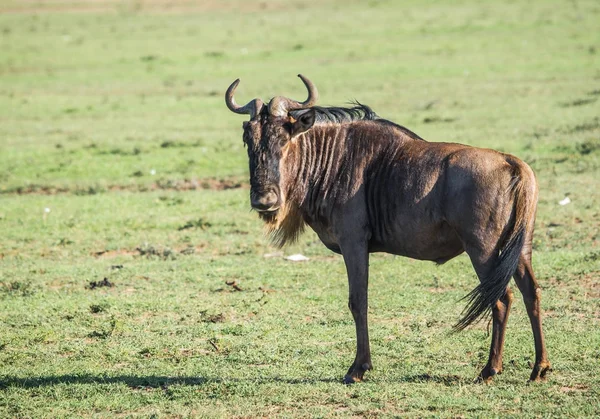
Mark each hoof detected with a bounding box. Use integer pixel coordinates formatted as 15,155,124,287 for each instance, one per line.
343,362,371,384
476,366,501,383
343,374,360,385
529,361,552,382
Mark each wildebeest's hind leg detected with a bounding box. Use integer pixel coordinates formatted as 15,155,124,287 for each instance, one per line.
465,248,514,382
513,254,551,381
477,287,513,382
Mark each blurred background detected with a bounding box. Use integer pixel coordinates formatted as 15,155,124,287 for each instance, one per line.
2,0,598,192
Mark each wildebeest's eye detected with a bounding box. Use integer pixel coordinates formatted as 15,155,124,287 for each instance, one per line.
242,128,252,145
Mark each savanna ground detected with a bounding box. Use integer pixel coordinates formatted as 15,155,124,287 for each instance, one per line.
1,0,599,417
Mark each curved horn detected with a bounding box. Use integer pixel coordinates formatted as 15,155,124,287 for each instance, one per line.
296,74,319,107
225,78,264,118
268,74,319,117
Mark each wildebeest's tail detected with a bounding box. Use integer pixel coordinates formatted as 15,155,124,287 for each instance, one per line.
453,162,535,331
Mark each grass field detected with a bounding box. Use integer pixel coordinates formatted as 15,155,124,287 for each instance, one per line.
1,0,600,417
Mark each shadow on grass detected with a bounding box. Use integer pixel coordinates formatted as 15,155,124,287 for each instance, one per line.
399,373,466,386
0,373,473,389
0,374,341,389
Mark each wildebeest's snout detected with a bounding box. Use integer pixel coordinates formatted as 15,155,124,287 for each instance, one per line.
251,190,279,212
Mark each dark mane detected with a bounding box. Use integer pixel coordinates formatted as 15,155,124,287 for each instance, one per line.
291,102,425,141
310,103,378,123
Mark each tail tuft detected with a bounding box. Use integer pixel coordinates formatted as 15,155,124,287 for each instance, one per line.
453,227,525,332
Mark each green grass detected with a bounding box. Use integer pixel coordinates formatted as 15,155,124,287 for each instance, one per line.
1,0,600,417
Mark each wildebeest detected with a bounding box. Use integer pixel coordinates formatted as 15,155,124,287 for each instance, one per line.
225,75,551,384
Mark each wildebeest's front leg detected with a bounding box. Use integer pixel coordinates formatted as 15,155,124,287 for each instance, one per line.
340,238,372,384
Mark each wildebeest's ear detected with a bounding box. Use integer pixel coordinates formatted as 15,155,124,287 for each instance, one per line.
289,109,316,137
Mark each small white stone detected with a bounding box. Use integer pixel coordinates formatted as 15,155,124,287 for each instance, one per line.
285,254,309,262
558,197,571,206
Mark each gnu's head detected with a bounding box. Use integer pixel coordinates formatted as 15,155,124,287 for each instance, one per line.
225,75,318,216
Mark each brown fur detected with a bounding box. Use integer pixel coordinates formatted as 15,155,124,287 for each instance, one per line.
261,199,305,248
225,79,551,384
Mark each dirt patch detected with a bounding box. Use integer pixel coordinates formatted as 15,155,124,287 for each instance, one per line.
199,311,224,323
148,178,246,192
93,244,206,259
86,277,114,289
225,280,243,292
93,249,139,258
2,177,247,196
178,218,212,231
560,384,589,393
5,185,72,195
546,271,600,294
581,272,600,299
